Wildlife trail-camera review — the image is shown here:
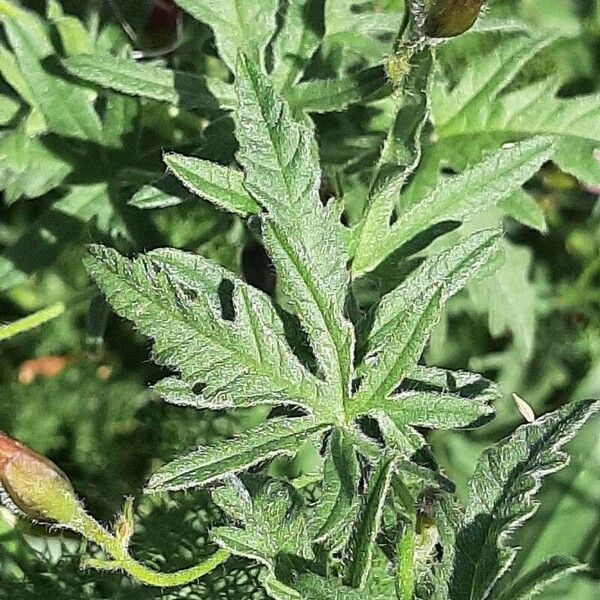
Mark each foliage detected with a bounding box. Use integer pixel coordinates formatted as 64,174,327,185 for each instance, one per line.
0,0,599,599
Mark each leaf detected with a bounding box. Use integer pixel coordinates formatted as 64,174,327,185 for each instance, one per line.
371,390,493,430
288,66,389,113
308,429,360,545
63,53,235,111
352,49,433,273
344,454,395,589
146,417,328,492
0,184,111,291
432,33,600,185
270,0,324,92
0,7,103,142
469,241,536,359
128,177,189,210
323,0,401,68
499,189,547,233
212,477,314,566
85,245,324,413
350,288,444,417
353,137,554,276
359,228,503,362
494,556,586,600
235,54,354,406
448,399,600,600
175,0,279,71
294,573,365,599
164,153,260,216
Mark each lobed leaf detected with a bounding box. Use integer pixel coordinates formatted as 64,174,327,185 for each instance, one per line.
146,417,328,492
448,399,600,600
235,54,354,409
63,53,235,111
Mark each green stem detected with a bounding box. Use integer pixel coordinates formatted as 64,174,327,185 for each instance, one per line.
73,511,230,587
396,530,416,600
0,302,65,342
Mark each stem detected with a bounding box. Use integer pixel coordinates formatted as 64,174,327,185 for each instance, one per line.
73,511,230,587
0,303,65,342
396,530,416,600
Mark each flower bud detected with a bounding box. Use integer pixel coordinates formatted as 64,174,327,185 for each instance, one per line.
425,0,486,38
0,433,81,525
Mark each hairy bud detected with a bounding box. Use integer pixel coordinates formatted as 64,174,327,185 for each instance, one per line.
0,433,81,525
425,0,486,38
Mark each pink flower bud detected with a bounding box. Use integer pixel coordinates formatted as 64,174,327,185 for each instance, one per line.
0,433,81,525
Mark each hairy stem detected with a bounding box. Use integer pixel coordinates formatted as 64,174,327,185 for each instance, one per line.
73,510,230,587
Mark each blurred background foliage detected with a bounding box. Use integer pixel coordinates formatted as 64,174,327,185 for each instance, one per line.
0,0,599,598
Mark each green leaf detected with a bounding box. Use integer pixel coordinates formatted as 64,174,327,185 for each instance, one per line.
46,0,93,55
175,0,278,71
1,7,102,142
499,189,547,233
235,54,354,408
164,153,260,216
288,66,389,113
469,241,536,359
353,137,553,276
494,556,586,600
432,33,600,185
85,246,324,413
359,228,502,362
344,454,396,588
212,477,314,566
350,288,444,417
146,417,327,492
352,49,433,271
448,399,600,600
128,177,189,210
371,390,493,430
294,573,365,599
270,0,324,92
63,53,235,111
308,429,360,546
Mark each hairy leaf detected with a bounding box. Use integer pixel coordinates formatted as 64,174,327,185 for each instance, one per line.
63,53,235,111
448,400,600,600
235,54,354,408
175,0,278,71
164,153,259,216
146,417,327,492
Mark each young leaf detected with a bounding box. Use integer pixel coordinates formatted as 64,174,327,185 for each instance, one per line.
175,0,278,71
212,477,314,566
235,54,354,406
146,417,328,492
63,53,235,111
448,399,600,600
164,153,260,216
